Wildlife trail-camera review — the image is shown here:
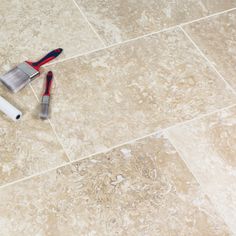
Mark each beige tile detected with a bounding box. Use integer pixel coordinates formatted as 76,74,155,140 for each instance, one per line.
0,85,68,186
203,0,236,13
32,29,236,160
0,134,231,236
75,0,236,44
0,0,103,73
166,106,236,234
183,10,236,90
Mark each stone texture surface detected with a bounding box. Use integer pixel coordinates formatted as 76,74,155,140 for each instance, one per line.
75,0,236,44
0,1,236,234
0,0,103,72
0,134,231,236
0,85,68,186
184,10,236,90
32,29,236,160
166,106,236,234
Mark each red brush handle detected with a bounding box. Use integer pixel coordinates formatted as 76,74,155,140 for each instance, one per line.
44,71,53,96
31,48,63,70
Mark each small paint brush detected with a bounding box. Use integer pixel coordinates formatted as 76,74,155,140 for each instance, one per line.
0,48,62,93
40,71,53,120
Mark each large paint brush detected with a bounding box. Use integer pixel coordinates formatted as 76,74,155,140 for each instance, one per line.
0,48,62,93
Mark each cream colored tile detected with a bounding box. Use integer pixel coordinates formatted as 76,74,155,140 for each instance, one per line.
75,0,236,44
166,106,236,234
32,29,236,160
0,134,231,236
0,0,103,72
183,10,236,90
0,85,68,186
203,0,236,13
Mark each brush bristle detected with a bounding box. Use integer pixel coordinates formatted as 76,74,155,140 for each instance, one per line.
0,67,30,93
40,103,49,120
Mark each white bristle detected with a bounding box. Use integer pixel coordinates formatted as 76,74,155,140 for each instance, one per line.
0,67,30,93
0,62,39,93
40,103,49,120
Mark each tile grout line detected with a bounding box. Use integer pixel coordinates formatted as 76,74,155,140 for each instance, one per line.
180,7,236,26
48,119,72,162
71,0,106,47
43,7,236,67
180,26,236,95
163,103,236,132
43,25,177,67
165,134,234,234
0,102,235,191
29,84,72,162
29,84,40,103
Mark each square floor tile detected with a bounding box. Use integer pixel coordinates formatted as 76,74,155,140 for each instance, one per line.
0,0,103,73
166,106,236,234
32,29,236,160
75,0,236,44
0,85,68,186
0,134,231,235
183,10,236,91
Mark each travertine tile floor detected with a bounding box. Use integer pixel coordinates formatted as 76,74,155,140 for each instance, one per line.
0,0,236,235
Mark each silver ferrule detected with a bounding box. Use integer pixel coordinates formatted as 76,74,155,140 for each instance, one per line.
17,62,39,80
41,95,50,105
40,96,50,120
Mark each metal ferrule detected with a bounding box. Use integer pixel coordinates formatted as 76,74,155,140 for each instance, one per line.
17,62,39,80
40,95,50,119
41,95,50,105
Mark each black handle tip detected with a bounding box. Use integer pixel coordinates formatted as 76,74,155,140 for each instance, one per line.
47,71,53,79
55,48,63,53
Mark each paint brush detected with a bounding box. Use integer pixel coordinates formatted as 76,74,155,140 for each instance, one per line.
40,71,53,120
0,48,62,93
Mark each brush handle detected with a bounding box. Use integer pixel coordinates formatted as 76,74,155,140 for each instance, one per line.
43,71,53,96
32,48,63,70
